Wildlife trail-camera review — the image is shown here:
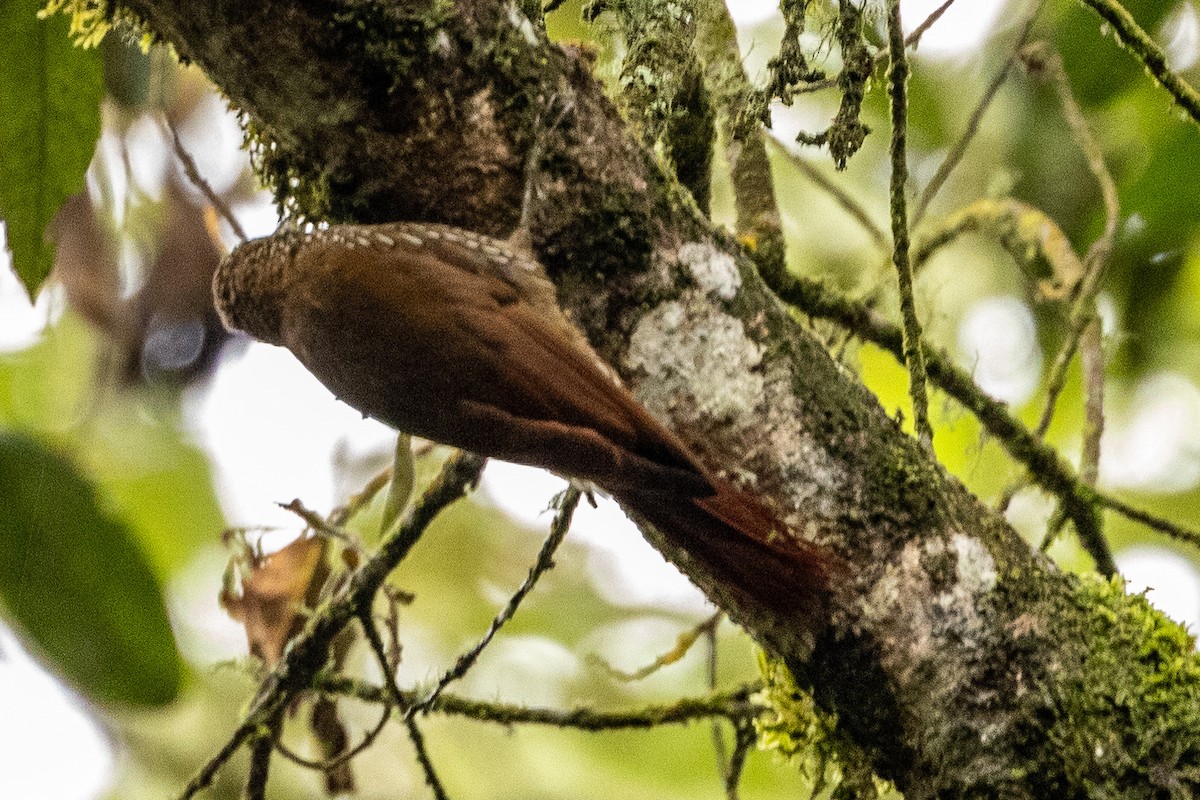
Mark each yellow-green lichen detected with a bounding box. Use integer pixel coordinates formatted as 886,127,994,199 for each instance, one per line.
756,652,900,799
755,651,831,760
39,0,109,48
1037,572,1200,795
241,111,334,223
40,0,159,53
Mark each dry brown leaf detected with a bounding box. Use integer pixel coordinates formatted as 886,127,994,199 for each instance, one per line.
221,535,329,667
49,192,123,334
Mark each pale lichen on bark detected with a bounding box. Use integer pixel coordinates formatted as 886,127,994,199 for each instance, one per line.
627,300,763,424
678,240,740,300
861,533,999,676
625,256,848,520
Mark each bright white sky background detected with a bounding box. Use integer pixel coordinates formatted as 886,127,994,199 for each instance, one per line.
2,2,1199,797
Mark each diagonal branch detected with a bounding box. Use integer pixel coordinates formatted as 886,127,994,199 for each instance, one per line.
408,485,581,717
911,2,1041,228
1077,0,1200,125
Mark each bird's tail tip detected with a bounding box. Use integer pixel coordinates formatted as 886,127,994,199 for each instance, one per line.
621,480,835,637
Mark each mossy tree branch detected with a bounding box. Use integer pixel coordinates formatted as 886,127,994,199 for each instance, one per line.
884,0,932,448
1077,0,1200,125
106,0,1200,795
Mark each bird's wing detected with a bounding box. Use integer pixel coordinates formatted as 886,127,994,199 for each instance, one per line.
294,239,710,495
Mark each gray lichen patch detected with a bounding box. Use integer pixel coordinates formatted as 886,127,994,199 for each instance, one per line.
951,533,998,598
627,298,765,424
505,2,539,47
625,293,847,518
861,534,998,687
677,241,740,300
842,533,1006,785
757,362,851,519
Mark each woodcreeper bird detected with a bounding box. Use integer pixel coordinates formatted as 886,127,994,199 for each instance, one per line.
213,220,830,633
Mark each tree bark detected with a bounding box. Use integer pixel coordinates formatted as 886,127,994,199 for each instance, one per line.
114,0,1200,795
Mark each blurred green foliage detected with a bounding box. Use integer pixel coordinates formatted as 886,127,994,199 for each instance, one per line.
0,315,225,576
0,0,102,297
0,427,181,706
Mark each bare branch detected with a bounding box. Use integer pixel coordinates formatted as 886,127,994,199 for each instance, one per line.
408,485,581,717
911,2,1041,228
175,453,485,800
405,717,451,800
242,712,281,800
316,675,762,730
161,117,249,244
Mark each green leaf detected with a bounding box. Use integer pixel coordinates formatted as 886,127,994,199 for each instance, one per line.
0,316,226,575
381,432,414,534
0,428,183,706
0,0,103,299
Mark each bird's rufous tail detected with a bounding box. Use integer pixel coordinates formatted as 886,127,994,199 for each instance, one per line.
616,480,831,636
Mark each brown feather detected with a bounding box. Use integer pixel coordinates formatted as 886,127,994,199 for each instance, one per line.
214,222,831,634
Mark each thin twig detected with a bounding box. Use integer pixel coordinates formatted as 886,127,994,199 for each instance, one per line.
1040,505,1071,554
1026,43,1120,440
702,0,942,272
177,710,280,800
330,441,435,528
1078,317,1106,490
723,720,756,800
329,466,392,527
281,498,364,552
317,675,763,730
360,580,452,798
1078,0,1200,125
242,711,283,800
381,585,406,673
995,478,1024,514
408,486,582,718
1017,43,1119,555
405,717,450,800
911,2,1041,228
270,603,398,776
592,611,723,682
1096,494,1200,549
274,702,391,771
905,0,958,50
773,140,888,251
705,619,735,799
160,117,249,244
359,611,407,711
175,453,485,800
886,0,933,447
